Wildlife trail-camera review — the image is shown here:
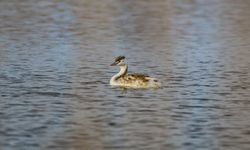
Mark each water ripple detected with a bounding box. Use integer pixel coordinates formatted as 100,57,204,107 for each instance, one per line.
1,0,250,150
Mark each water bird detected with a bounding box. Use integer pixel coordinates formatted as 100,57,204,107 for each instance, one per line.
110,56,161,89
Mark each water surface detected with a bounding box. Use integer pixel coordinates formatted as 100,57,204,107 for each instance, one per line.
0,0,250,149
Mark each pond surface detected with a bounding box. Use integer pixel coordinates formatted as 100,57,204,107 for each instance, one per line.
0,0,250,149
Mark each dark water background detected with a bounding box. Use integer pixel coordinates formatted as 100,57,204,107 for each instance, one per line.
1,0,250,149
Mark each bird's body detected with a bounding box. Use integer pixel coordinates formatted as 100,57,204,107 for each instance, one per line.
110,56,161,89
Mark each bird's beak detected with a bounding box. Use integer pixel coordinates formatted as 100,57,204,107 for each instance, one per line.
110,62,117,66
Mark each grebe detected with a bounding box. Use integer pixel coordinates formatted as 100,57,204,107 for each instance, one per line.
110,56,161,89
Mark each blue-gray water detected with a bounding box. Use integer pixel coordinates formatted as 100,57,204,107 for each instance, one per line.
1,0,250,150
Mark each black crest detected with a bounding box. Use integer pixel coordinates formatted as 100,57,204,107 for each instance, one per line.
115,56,125,62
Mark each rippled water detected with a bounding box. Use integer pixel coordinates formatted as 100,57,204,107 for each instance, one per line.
1,0,250,149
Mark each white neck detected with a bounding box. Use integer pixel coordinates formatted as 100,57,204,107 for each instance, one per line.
110,65,128,85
